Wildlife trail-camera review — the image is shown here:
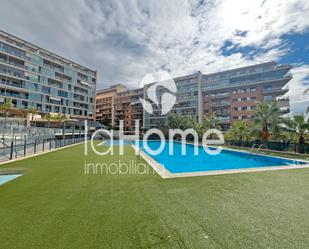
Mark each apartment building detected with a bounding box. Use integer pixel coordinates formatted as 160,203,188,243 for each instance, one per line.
0,30,96,120
143,62,291,129
95,62,291,130
96,84,143,130
123,88,143,130
143,72,202,128
95,84,126,126
202,61,291,129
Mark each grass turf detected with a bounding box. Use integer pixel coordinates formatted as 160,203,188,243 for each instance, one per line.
0,143,309,249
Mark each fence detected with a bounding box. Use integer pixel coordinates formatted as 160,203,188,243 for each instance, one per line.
0,136,89,163
225,140,309,154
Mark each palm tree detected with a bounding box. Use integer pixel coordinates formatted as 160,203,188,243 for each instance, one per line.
293,115,309,144
194,122,206,141
182,116,197,130
0,98,14,128
280,115,309,153
28,106,38,127
254,101,279,144
43,113,53,128
280,117,297,142
54,114,66,128
203,112,220,130
229,121,252,146
167,113,182,129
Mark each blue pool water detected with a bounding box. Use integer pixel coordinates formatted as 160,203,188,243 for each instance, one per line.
137,141,307,173
100,140,132,146
0,174,22,186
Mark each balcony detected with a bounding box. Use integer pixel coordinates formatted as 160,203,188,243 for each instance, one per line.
218,116,230,123
210,92,230,99
279,106,290,114
277,98,289,107
262,87,288,94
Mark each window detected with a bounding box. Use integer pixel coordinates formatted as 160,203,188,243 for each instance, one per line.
45,105,52,112
242,115,247,119
221,101,230,106
250,87,256,92
251,106,256,110
263,95,272,101
232,98,237,102
241,106,247,111
250,97,256,101
264,86,272,92
233,116,238,120
233,107,238,111
42,86,50,94
241,98,246,102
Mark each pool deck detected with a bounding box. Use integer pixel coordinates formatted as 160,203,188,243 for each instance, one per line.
132,143,309,179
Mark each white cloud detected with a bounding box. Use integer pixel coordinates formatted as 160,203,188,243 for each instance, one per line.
0,0,309,112
287,65,309,114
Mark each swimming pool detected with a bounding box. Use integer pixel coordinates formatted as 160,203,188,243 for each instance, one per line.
135,141,309,177
100,140,132,146
0,174,22,186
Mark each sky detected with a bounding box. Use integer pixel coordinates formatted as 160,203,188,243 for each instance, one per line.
0,0,309,113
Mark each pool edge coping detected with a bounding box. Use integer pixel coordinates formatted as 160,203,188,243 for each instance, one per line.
131,144,172,179
0,174,23,186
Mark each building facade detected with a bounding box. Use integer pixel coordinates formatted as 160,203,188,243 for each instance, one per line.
143,72,202,128
143,62,291,130
202,61,291,130
95,84,126,126
95,85,143,130
95,62,291,130
0,30,97,120
123,88,143,130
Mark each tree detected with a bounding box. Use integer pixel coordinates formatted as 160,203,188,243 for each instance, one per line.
0,98,14,128
182,116,197,130
194,122,206,141
167,113,182,129
280,115,309,153
293,115,309,144
28,106,38,127
254,101,279,143
166,113,197,130
229,121,252,146
280,117,297,142
54,114,66,128
202,112,220,130
43,113,53,128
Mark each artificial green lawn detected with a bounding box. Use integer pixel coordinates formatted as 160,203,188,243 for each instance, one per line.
1,143,309,249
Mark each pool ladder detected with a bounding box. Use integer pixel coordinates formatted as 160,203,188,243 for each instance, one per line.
250,144,263,154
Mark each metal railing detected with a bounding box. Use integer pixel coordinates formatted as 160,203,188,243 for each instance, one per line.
0,136,88,163
226,140,309,154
